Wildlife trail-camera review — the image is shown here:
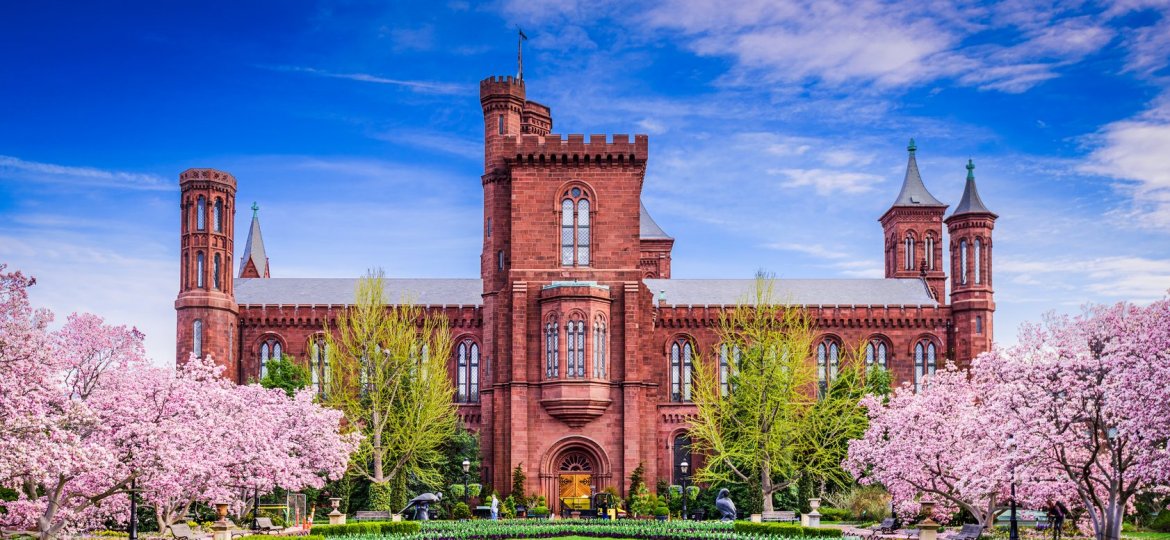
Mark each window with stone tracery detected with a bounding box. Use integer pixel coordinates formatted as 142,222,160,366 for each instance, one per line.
670,338,693,402
904,234,915,270
545,319,560,378
864,338,889,370
816,339,840,398
914,339,937,392
457,339,479,402
566,318,585,378
259,337,282,379
560,187,590,266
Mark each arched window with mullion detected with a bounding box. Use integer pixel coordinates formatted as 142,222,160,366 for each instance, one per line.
258,337,282,379
456,340,480,403
904,234,915,270
670,338,693,402
816,343,828,398
545,320,559,379
559,187,591,267
720,343,741,398
565,319,585,378
309,336,331,396
864,338,889,370
914,342,924,392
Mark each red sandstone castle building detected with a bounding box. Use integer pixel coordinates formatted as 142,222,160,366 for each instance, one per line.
175,73,996,511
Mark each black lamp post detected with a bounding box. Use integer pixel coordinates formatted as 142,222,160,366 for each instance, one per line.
1008,434,1019,540
128,476,139,540
680,460,689,521
462,460,471,504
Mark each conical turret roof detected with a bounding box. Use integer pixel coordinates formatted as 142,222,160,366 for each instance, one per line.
639,201,672,240
889,139,946,208
239,202,270,278
951,159,997,218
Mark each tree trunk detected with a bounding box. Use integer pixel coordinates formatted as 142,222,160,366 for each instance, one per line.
372,408,383,482
760,459,774,513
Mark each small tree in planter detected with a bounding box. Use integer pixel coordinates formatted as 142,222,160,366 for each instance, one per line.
451,502,472,520
531,504,550,518
654,503,670,521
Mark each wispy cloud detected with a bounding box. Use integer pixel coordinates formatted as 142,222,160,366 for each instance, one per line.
765,242,850,260
1081,97,1170,230
770,168,884,196
998,255,1170,301
259,65,471,95
0,155,171,191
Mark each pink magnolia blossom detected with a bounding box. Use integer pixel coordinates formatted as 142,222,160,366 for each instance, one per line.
0,266,358,539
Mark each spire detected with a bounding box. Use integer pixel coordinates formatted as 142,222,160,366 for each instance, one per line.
239,202,270,278
889,138,946,208
951,159,997,217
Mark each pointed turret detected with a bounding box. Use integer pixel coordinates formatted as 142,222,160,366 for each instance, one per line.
951,159,997,217
888,138,946,208
879,139,947,299
239,202,270,279
639,201,675,278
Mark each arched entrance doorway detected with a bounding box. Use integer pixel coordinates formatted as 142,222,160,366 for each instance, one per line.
557,452,594,512
540,437,612,516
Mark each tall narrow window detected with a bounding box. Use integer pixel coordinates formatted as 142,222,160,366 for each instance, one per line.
977,316,983,334
545,321,559,378
486,217,492,238
865,343,874,366
457,341,479,403
719,343,741,397
258,337,281,379
193,319,203,358
816,343,828,398
498,114,504,135
670,339,693,402
914,343,925,392
560,187,591,267
829,342,840,379
904,235,915,270
877,342,887,369
974,238,983,284
926,342,937,376
926,235,935,270
197,196,206,230
959,239,968,285
565,319,585,377
196,252,205,288
213,254,222,290
593,318,607,378
214,198,223,233
310,336,331,395
498,250,504,271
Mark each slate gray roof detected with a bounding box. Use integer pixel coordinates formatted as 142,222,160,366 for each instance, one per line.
950,159,997,217
235,278,483,306
639,202,672,240
239,214,269,278
889,141,946,208
644,278,937,306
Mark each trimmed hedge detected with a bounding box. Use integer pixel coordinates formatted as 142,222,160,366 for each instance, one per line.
818,508,851,522
310,522,420,536
239,536,323,540
734,522,845,537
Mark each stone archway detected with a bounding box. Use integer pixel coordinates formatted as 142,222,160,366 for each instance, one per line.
539,436,613,515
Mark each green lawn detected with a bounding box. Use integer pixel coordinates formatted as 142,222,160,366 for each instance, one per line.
1122,533,1170,540
520,537,637,540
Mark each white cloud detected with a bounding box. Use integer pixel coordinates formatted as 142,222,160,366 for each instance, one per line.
770,167,884,195
1081,98,1170,229
258,65,471,95
0,155,171,191
998,255,1170,302
764,242,850,260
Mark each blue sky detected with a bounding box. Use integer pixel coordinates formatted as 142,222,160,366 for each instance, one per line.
2,0,1169,364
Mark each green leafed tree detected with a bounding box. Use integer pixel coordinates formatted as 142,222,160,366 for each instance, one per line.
259,354,311,396
689,275,871,513
321,269,458,510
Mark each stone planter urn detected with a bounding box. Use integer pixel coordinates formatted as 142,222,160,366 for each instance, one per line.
919,501,941,540
806,498,823,528
212,503,231,540
328,497,346,525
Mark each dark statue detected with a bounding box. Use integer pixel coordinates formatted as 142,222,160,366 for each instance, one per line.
400,492,443,521
715,488,736,522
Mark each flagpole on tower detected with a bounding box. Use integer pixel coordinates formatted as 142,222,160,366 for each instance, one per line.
517,26,528,80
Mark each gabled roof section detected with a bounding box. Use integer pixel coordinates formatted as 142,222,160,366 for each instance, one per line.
235,278,482,306
639,201,672,240
950,159,997,218
644,278,938,306
239,202,270,278
889,139,946,208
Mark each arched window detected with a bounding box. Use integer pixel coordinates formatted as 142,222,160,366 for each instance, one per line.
213,253,221,290
720,343,741,397
974,238,982,284
214,198,223,233
545,320,559,379
593,317,607,379
673,433,692,485
565,318,585,378
817,339,840,397
914,342,924,392
196,196,206,230
914,340,938,392
560,187,591,266
959,239,968,285
925,235,935,270
259,337,281,379
193,319,203,357
865,339,889,370
670,338,693,402
309,335,331,395
196,252,205,288
904,234,915,270
457,340,479,403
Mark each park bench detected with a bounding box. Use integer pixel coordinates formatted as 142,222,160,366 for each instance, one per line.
354,511,393,521
946,523,984,540
762,510,799,523
169,523,210,540
871,517,898,535
253,517,282,534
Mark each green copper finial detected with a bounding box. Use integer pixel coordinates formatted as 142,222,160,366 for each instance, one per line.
251,201,259,218
966,159,975,180
908,138,917,154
